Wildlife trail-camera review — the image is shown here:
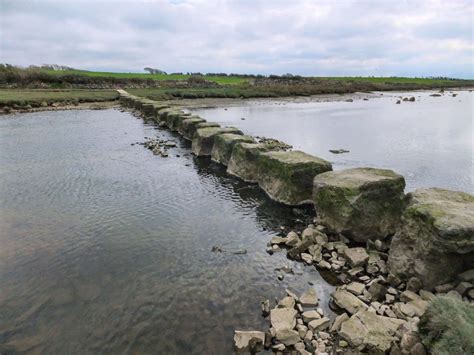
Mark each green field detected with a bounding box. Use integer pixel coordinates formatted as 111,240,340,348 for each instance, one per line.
39,69,248,85
0,89,119,106
36,69,466,86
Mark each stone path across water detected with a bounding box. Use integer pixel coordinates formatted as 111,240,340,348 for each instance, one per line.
118,90,474,354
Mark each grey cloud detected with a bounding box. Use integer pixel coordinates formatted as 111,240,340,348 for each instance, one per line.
0,0,472,78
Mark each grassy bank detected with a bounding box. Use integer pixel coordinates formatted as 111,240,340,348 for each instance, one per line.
0,89,119,108
1,66,472,108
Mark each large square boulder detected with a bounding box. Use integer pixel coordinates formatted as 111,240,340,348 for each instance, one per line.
388,188,474,289
257,150,332,205
156,108,176,125
313,167,406,242
166,111,191,131
227,142,274,183
211,134,255,166
182,120,220,140
192,127,243,156
179,117,206,138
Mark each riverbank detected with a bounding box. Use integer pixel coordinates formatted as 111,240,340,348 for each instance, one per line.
2,87,471,116
118,90,474,354
0,89,119,114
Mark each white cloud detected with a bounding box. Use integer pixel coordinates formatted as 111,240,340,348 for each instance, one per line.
0,0,472,78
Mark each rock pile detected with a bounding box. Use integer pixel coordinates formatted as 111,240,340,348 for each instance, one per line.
259,221,474,353
143,137,177,157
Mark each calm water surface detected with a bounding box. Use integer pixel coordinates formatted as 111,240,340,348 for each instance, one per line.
0,109,334,354
192,90,473,193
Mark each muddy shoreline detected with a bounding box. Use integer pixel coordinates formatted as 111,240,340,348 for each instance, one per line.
0,100,119,115
1,86,471,115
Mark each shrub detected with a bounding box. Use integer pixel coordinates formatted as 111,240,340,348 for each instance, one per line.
419,296,474,354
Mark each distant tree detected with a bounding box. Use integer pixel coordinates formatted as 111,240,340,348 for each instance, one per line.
144,67,167,75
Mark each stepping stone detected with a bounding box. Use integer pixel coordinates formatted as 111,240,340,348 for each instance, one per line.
313,167,406,242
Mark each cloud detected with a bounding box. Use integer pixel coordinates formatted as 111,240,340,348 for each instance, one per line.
0,0,472,78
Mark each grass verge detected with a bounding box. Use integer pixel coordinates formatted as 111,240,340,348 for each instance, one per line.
419,296,474,354
0,89,119,107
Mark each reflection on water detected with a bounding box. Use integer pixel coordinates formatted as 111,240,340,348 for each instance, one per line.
192,90,473,193
0,109,334,354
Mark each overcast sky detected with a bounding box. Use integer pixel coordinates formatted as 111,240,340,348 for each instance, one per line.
1,0,472,78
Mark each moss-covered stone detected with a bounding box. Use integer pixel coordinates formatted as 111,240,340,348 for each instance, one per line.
192,127,243,156
211,134,255,166
141,103,157,117
387,188,474,289
178,117,206,138
256,150,332,205
182,120,220,140
151,104,169,118
157,108,180,126
119,95,134,107
166,111,191,131
134,98,154,111
313,167,406,242
227,143,275,183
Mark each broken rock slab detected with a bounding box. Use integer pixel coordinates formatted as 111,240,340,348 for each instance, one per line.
344,247,369,268
388,188,474,289
331,289,368,315
270,307,297,332
339,310,405,353
257,150,332,205
275,329,300,346
299,288,318,307
313,167,406,242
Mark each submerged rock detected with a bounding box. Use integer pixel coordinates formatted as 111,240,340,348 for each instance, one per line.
388,188,474,289
192,127,243,156
257,150,332,206
313,167,406,242
211,133,255,166
234,330,265,352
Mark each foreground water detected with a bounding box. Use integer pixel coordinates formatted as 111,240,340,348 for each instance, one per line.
0,109,335,354
192,90,473,194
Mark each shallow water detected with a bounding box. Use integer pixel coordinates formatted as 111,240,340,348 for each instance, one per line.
0,109,335,354
192,90,473,194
